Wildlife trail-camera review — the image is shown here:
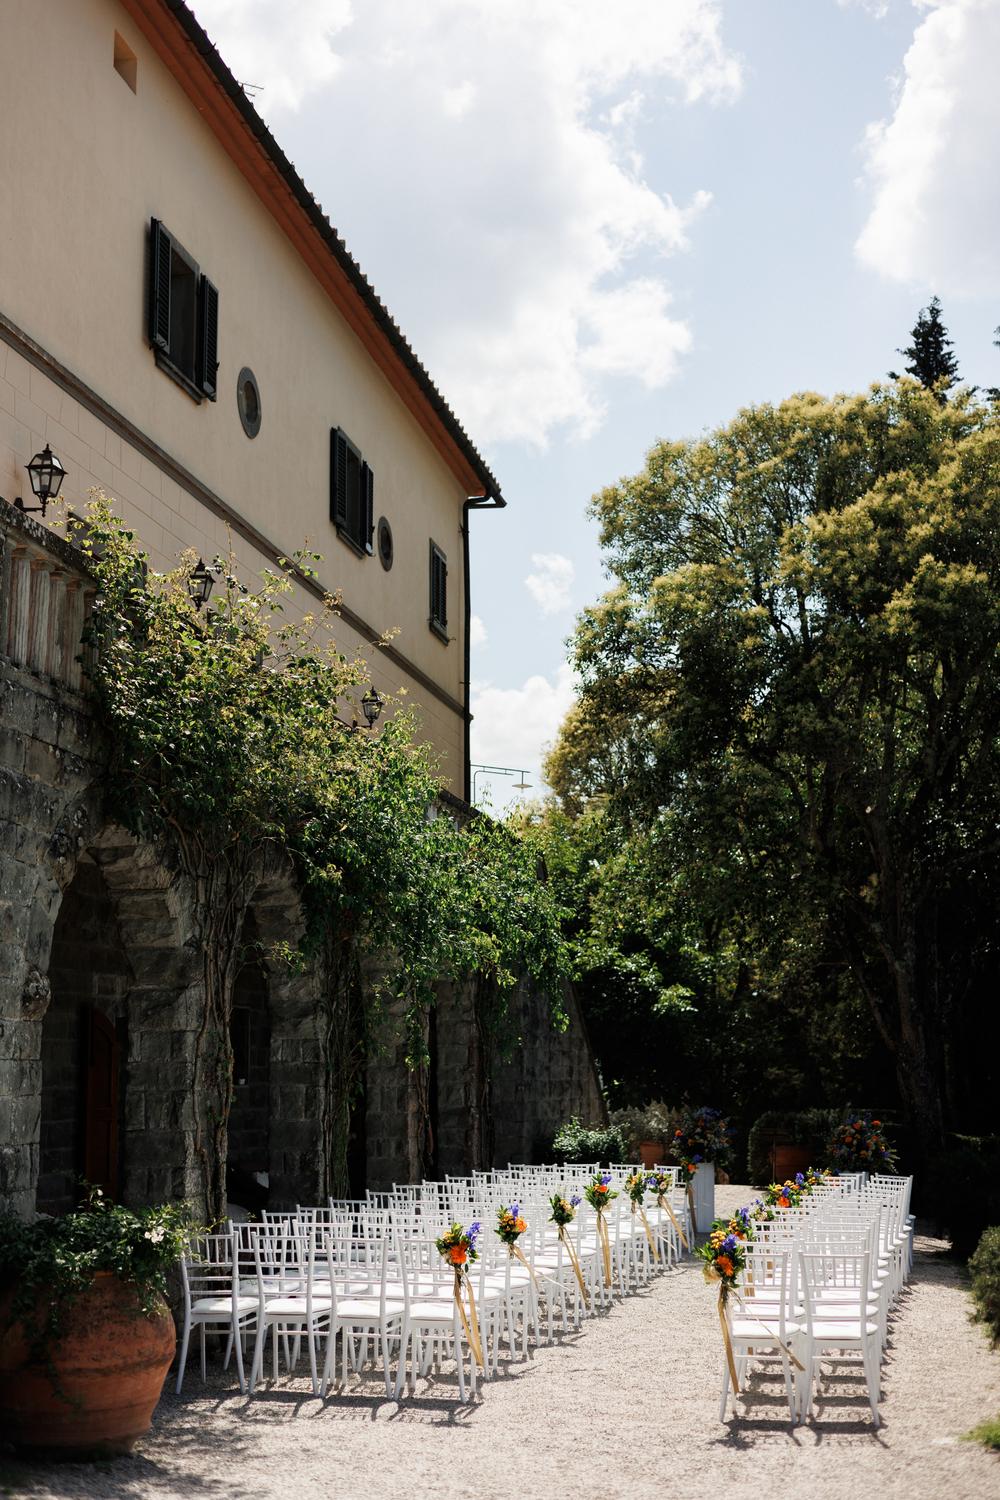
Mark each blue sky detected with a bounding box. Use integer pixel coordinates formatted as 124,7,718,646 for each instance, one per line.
191,0,1000,810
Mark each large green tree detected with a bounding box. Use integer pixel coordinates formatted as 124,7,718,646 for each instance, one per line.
548,383,1000,1159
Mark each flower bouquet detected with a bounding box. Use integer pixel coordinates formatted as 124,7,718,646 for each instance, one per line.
625,1170,658,1262
495,1204,527,1248
549,1191,588,1303
584,1173,617,1287
763,1178,804,1210
698,1221,747,1301
435,1221,481,1268
826,1113,897,1174
645,1168,688,1251
434,1222,484,1368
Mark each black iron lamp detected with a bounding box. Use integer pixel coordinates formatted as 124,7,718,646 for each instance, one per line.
361,686,384,728
15,445,67,518
187,557,216,611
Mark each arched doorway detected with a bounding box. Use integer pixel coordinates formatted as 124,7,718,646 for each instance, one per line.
37,855,131,1214
226,908,272,1214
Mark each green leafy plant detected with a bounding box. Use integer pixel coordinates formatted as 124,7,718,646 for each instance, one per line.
969,1225,1000,1347
0,1189,195,1353
609,1101,679,1156
551,1117,628,1165
60,495,569,1215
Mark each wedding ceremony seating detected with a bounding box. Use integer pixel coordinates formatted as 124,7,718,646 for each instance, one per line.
174,1163,913,1429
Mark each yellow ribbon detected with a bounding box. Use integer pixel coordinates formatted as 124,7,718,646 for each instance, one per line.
657,1192,689,1251
453,1267,485,1370
737,1280,804,1371
558,1224,590,1305
510,1242,543,1294
687,1178,697,1234
718,1286,740,1395
597,1211,612,1288
632,1202,658,1263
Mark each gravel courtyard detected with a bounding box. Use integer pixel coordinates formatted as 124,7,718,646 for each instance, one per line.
4,1187,999,1500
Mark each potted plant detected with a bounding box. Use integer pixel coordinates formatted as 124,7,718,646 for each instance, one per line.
609,1101,679,1168
0,1189,193,1457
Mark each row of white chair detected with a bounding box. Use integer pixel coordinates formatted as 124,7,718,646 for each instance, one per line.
719,1173,914,1427
176,1162,693,1401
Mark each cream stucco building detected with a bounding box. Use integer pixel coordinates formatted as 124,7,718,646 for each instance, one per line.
1,0,504,798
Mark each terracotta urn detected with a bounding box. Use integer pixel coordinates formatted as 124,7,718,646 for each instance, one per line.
638,1140,663,1170
0,1271,175,1458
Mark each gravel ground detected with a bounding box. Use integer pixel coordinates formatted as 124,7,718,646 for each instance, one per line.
4,1186,999,1500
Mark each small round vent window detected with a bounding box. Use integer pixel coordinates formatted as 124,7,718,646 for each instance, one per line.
237,366,262,438
377,516,394,571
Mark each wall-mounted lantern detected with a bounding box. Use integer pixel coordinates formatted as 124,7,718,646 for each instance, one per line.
187,557,217,611
14,445,67,518
361,686,384,728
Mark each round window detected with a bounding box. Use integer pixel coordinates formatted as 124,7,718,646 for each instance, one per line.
377,516,394,571
237,366,262,438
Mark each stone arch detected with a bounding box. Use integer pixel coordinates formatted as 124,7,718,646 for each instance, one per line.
33,819,203,1214
226,853,327,1212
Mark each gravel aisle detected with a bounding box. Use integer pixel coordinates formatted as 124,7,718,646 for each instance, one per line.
5,1187,999,1500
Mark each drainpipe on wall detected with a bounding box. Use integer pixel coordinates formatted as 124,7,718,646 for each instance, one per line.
462,491,505,805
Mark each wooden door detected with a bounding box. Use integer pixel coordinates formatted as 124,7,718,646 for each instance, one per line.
83,1007,121,1199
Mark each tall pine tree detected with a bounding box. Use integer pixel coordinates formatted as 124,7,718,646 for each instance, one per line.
891,296,959,398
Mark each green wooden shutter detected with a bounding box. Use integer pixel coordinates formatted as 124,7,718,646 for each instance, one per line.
148,218,172,352
330,429,348,528
362,462,374,554
197,275,219,399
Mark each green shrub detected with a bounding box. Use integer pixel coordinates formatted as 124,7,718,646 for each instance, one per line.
746,1109,839,1185
607,1101,679,1156
927,1144,1000,1260
965,1416,1000,1452
969,1226,1000,1346
552,1117,630,1165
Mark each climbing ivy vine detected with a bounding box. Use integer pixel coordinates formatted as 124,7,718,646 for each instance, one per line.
69,495,568,1214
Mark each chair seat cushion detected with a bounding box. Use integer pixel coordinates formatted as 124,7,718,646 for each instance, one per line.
336,1299,404,1319
265,1297,331,1316
808,1320,878,1339
731,1319,801,1339
193,1295,258,1315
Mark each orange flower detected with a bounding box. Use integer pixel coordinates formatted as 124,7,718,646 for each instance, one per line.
716,1255,734,1278
515,1217,526,1233
596,1183,608,1194
872,1120,881,1128
778,1196,790,1208
449,1246,467,1265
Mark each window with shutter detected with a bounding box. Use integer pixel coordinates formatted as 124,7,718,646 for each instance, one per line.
145,217,220,404
330,429,374,556
429,542,448,642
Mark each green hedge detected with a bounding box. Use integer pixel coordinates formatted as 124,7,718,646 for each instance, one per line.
552,1117,630,1166
928,1140,1000,1260
746,1109,839,1185
970,1226,1000,1347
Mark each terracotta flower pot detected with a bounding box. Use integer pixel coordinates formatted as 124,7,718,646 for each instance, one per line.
638,1140,663,1169
0,1270,176,1458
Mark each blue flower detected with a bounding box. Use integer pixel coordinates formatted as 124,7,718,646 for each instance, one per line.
795,1173,805,1186
692,1154,703,1165
570,1194,581,1207
600,1173,612,1187
721,1233,737,1253
511,1202,519,1219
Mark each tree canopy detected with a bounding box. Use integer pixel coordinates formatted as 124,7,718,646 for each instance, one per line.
546,382,1000,1156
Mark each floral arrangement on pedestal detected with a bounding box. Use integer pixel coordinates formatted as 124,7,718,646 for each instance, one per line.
826,1113,897,1173
673,1105,733,1176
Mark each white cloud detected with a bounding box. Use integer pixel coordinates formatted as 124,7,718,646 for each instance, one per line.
469,613,488,648
470,663,576,806
190,0,740,447
192,0,350,113
855,0,1000,296
837,0,890,18
524,553,575,616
